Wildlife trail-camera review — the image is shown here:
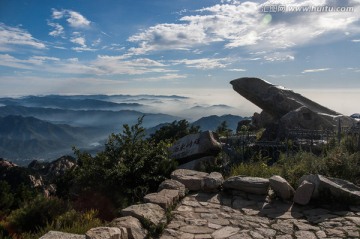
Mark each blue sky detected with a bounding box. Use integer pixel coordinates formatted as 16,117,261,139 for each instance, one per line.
0,0,359,115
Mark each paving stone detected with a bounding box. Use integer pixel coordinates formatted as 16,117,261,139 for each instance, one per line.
207,218,230,226
40,231,85,239
249,231,265,239
158,179,186,198
211,226,240,239
295,231,317,239
318,221,343,228
208,223,222,230
255,227,277,237
228,230,252,239
180,233,194,239
179,225,214,234
325,228,346,237
177,205,194,212
315,230,327,238
293,221,320,231
271,222,294,234
346,216,360,226
347,230,360,238
194,234,212,239
275,235,293,239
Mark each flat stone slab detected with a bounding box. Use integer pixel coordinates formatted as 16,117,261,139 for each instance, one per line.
121,203,166,225
110,216,147,239
40,231,85,239
158,179,186,197
85,227,126,239
171,169,208,191
223,176,269,194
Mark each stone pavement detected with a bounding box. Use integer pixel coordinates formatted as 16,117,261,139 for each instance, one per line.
160,191,360,239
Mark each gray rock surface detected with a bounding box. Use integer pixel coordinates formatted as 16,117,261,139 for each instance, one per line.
269,175,295,200
169,131,221,163
144,189,179,209
171,169,208,191
158,179,186,198
40,231,85,239
224,176,269,195
177,156,216,171
293,180,314,205
299,174,360,203
230,77,355,131
121,203,166,225
110,216,147,239
203,172,224,192
86,227,127,239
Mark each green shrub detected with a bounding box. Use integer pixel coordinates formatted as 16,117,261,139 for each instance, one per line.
19,209,103,239
6,196,69,233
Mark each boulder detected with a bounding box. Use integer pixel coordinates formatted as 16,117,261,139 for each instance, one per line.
269,175,295,200
293,180,314,205
230,77,355,133
110,216,147,239
299,174,360,204
158,179,186,198
223,176,269,195
171,169,208,191
169,131,221,163
177,156,216,171
40,231,85,239
121,203,166,225
203,172,224,192
86,227,127,239
143,189,179,209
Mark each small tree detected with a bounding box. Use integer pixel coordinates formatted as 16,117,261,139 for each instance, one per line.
216,121,232,137
150,119,200,143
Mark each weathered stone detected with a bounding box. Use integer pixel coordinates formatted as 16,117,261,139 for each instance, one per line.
143,193,172,209
203,172,224,192
110,216,147,239
171,169,208,191
121,203,166,225
223,176,269,195
271,222,294,234
255,228,276,237
158,179,186,198
345,216,360,226
299,174,360,203
212,226,240,239
40,231,85,239
179,225,214,234
169,131,221,163
293,180,314,205
144,189,179,209
315,231,327,238
85,227,126,239
269,175,295,200
295,231,317,239
325,228,345,237
177,156,216,171
230,77,355,134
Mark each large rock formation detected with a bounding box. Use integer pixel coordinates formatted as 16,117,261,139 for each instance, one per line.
230,77,355,135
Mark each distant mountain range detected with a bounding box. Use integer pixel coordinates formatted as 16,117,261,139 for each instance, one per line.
0,95,245,163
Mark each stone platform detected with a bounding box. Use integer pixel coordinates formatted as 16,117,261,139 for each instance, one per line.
160,192,360,239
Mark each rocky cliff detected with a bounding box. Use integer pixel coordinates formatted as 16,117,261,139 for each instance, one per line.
230,77,355,136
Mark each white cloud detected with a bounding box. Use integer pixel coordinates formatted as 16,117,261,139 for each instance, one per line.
133,73,187,82
127,0,360,59
171,58,229,69
0,23,46,51
227,68,247,72
0,53,175,76
48,22,65,37
352,39,360,42
302,68,331,73
67,11,91,28
70,36,86,47
51,9,91,28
